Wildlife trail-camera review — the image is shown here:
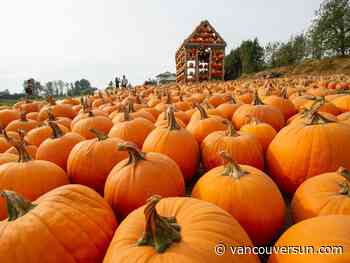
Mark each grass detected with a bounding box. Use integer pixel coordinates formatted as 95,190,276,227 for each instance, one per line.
0,99,18,106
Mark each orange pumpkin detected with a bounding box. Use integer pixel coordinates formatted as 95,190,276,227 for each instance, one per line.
186,104,226,144
5,111,39,133
233,91,285,131
201,121,264,171
67,130,128,194
268,215,350,263
240,118,277,152
263,89,297,120
103,195,260,262
108,109,155,148
291,167,350,223
0,109,20,127
36,122,85,170
105,143,185,219
267,110,350,193
0,153,17,165
332,94,350,113
193,152,285,246
0,185,117,263
143,107,199,182
0,139,69,220
0,126,19,153
216,96,242,120
38,97,76,121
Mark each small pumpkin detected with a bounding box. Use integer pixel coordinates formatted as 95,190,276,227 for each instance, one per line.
143,107,199,182
67,129,128,194
105,143,185,219
0,109,20,127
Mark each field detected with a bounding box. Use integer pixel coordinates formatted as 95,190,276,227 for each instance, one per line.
0,75,350,262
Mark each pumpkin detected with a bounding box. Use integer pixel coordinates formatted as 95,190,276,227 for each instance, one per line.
108,108,155,148
67,129,128,194
38,97,76,121
103,195,260,263
240,118,277,152
193,152,285,246
0,185,117,263
291,167,350,223
105,143,185,219
233,90,285,131
216,96,242,120
4,130,38,159
71,112,113,139
267,109,350,193
25,123,69,147
0,153,17,165
201,121,264,171
157,109,190,125
36,122,85,171
5,111,39,133
268,215,350,263
263,89,297,120
0,109,20,127
0,139,69,220
143,107,199,182
186,104,226,144
332,94,350,113
302,96,341,116
0,125,19,153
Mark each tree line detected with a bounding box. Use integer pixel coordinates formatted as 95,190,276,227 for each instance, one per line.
224,0,350,80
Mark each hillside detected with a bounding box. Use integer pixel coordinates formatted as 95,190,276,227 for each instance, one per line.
252,56,350,78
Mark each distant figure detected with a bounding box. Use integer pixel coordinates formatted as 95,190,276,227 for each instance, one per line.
121,75,128,89
115,77,120,89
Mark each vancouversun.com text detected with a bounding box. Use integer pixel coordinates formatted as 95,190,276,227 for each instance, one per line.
214,243,344,256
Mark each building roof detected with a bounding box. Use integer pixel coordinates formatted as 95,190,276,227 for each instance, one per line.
178,20,227,51
156,71,176,78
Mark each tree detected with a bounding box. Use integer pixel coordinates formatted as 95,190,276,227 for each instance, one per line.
310,0,350,56
224,48,241,80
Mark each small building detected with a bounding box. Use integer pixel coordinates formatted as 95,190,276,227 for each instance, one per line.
175,20,227,83
155,71,176,85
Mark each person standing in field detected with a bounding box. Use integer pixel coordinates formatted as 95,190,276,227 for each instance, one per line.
121,75,128,89
115,77,120,89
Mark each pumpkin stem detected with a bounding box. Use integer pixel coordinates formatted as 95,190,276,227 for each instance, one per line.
167,106,180,131
304,99,334,125
224,120,238,137
0,191,36,221
118,142,146,165
338,181,350,196
280,88,288,99
90,129,108,141
220,151,248,179
48,121,64,138
137,195,181,253
194,103,208,120
4,130,32,162
252,89,264,105
47,108,56,121
338,167,350,182
227,95,237,104
20,111,28,122
127,100,135,113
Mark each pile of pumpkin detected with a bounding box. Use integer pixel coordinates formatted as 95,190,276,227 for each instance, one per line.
0,76,350,262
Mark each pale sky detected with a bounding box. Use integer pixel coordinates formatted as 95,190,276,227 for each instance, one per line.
0,0,322,93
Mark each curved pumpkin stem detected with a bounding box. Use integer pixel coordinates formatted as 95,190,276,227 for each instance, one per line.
252,89,264,105
0,190,36,221
338,167,350,196
47,108,56,122
304,99,334,125
90,129,108,141
223,120,238,137
137,195,181,253
227,95,237,104
167,106,180,131
280,88,288,99
118,142,145,165
48,121,64,139
20,111,28,122
121,106,131,122
194,103,208,120
127,100,135,113
220,151,248,179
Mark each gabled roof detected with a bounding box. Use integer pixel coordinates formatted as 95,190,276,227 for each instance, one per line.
181,20,226,49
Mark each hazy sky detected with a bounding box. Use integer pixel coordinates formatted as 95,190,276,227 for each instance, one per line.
0,0,322,93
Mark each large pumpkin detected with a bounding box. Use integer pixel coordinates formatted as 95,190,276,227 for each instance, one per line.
0,109,20,127
0,139,69,220
291,167,350,223
143,107,199,182
201,121,264,171
105,143,185,219
267,110,350,193
0,184,117,263
25,123,69,147
5,111,39,133
268,215,350,263
67,130,128,194
36,122,85,171
103,195,260,263
193,152,285,246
